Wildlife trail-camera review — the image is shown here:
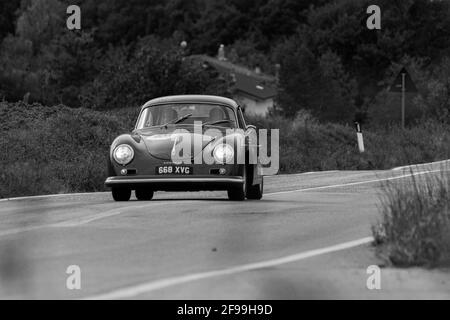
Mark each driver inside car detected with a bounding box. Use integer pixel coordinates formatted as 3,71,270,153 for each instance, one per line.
208,107,225,123
159,107,178,125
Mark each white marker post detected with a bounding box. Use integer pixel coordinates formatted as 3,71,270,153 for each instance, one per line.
355,122,365,153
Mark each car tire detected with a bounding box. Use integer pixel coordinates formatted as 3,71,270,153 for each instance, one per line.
227,166,247,201
135,188,154,201
246,177,263,200
112,188,131,201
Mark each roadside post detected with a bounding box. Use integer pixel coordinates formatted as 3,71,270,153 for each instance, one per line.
389,66,418,129
401,72,406,129
355,122,365,153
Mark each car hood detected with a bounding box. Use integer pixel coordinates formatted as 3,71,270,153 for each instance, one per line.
136,127,229,161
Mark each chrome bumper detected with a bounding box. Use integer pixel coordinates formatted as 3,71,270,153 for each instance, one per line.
105,175,244,190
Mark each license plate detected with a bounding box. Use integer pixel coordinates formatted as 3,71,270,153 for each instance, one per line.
156,166,193,175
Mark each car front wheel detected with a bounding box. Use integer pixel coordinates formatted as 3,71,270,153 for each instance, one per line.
228,166,247,201
246,177,263,200
135,188,154,201
112,188,131,201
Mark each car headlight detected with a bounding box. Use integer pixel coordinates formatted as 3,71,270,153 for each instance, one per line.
113,144,134,165
213,144,234,164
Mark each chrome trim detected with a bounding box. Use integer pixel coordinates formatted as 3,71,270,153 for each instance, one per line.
113,144,134,165
105,177,244,185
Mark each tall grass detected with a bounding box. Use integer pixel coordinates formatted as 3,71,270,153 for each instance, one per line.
372,165,450,267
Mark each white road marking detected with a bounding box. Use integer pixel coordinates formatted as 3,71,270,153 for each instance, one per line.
50,204,151,227
1,161,446,297
0,168,445,236
83,236,374,300
0,225,50,237
0,159,447,202
266,170,340,178
0,202,176,237
0,192,108,202
265,169,445,196
392,159,450,171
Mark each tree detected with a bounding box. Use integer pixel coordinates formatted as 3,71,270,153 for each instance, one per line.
0,0,21,41
39,31,98,106
275,36,357,123
414,57,450,123
80,36,232,110
76,0,168,46
15,0,65,52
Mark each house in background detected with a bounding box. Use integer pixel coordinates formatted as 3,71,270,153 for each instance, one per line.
189,49,277,116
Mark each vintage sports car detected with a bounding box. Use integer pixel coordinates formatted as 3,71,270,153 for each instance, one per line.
105,95,264,201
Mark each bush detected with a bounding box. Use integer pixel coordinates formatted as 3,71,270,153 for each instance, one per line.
372,166,450,266
247,111,368,172
0,101,129,198
246,112,450,173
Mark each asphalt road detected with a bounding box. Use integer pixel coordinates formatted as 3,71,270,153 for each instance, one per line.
0,161,449,299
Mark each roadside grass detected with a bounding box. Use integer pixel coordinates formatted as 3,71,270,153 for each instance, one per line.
0,102,128,198
246,113,450,173
1,101,450,198
372,165,450,267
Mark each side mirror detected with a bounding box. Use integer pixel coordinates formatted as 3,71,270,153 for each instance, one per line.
246,125,256,131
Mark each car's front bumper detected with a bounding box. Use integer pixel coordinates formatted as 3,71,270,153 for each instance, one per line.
104,175,244,191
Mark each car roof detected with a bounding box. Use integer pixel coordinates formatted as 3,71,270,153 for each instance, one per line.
142,95,239,109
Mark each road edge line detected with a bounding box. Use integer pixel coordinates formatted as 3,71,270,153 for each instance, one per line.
2,158,448,202
83,236,374,300
392,159,450,171
265,169,444,196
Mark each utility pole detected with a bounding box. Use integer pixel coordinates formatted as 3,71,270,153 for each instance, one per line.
401,72,406,129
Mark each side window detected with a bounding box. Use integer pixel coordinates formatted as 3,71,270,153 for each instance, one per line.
136,109,147,129
237,107,246,129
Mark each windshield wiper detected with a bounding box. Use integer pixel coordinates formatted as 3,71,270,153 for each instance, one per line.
161,114,193,129
201,119,234,127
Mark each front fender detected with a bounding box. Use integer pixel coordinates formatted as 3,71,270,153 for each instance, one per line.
108,133,154,175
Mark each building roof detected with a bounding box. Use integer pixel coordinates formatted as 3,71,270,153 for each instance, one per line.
189,55,277,100
233,72,277,100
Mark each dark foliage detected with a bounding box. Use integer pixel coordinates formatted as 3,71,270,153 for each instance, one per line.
1,0,450,124
0,0,21,41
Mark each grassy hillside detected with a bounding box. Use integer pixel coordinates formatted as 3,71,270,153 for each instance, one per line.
0,102,128,198
1,102,449,198
248,113,450,172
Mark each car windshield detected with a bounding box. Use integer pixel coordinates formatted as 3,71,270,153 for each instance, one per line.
136,103,238,129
